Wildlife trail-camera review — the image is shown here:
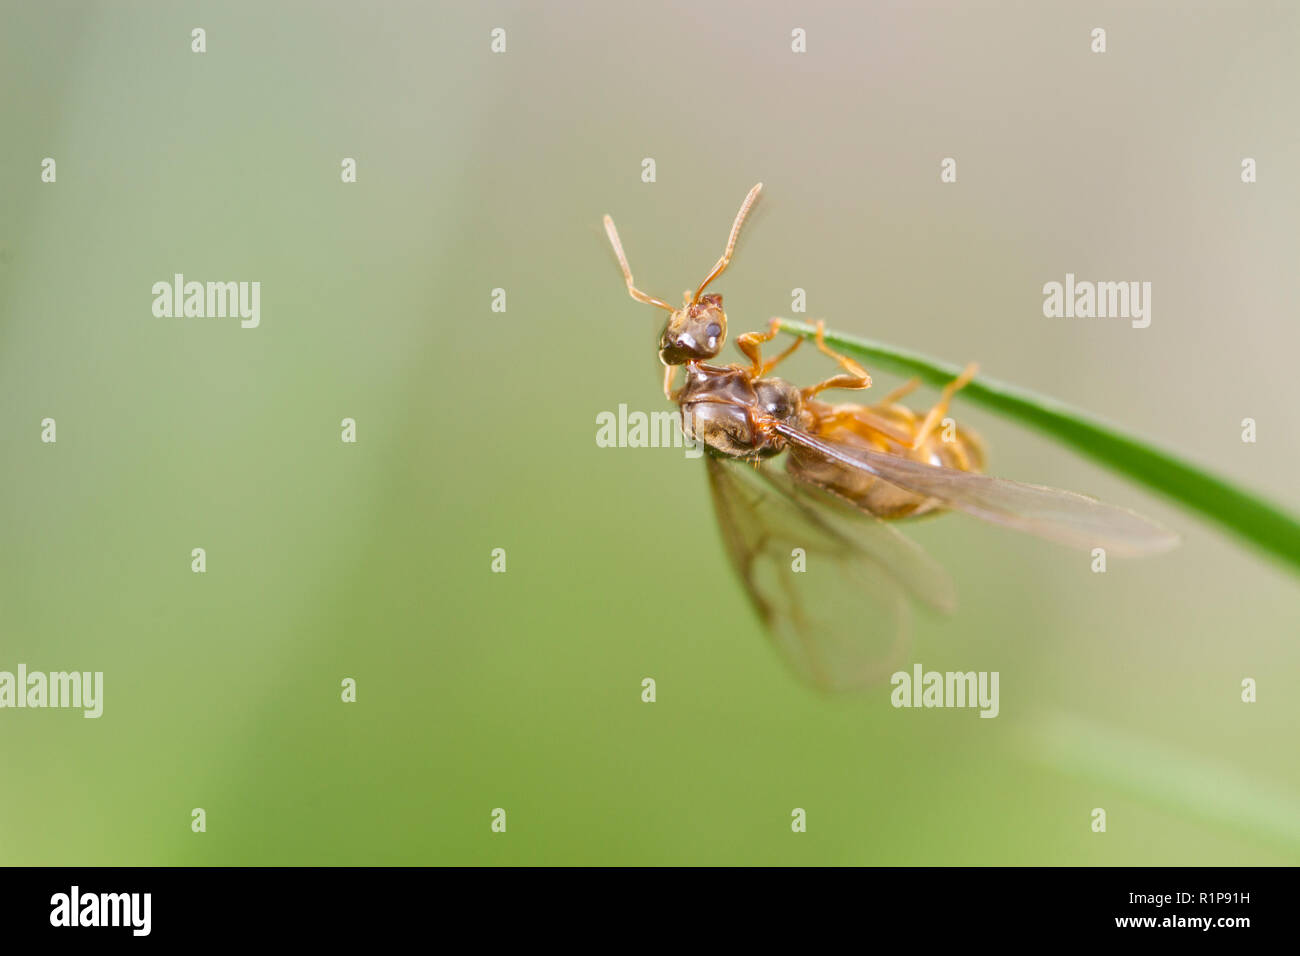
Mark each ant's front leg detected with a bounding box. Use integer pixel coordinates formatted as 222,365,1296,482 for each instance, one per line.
736,318,802,377
663,363,682,400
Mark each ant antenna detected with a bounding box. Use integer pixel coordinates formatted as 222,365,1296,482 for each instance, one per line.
603,214,674,312
692,182,762,303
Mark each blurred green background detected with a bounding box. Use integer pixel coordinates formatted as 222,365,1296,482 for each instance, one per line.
1,1,1297,865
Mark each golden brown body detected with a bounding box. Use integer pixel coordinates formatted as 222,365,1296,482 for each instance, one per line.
673,354,985,521
800,397,985,519
602,181,1177,692
603,180,986,521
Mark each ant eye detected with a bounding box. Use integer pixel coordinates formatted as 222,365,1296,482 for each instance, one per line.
706,322,721,338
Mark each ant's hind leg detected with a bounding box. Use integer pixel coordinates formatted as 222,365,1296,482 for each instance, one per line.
879,377,922,405
911,363,979,448
801,320,872,399
818,405,916,446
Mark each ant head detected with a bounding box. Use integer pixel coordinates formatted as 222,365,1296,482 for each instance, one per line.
603,182,762,368
659,293,726,364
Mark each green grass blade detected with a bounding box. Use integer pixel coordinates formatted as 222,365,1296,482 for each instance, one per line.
776,319,1300,572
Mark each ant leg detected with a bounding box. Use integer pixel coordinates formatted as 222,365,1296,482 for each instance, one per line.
879,378,922,405
811,319,870,378
735,318,780,373
761,335,803,375
817,406,915,446
802,372,871,400
663,364,681,401
736,318,802,376
911,363,979,449
801,320,872,399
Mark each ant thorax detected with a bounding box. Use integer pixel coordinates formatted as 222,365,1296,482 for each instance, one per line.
677,364,805,459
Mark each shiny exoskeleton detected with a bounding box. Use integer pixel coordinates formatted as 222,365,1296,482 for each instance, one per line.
675,363,805,460
674,359,986,520
602,183,1177,692
603,181,987,522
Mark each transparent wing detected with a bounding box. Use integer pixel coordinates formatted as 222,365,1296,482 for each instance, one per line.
775,423,1179,557
705,455,954,692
